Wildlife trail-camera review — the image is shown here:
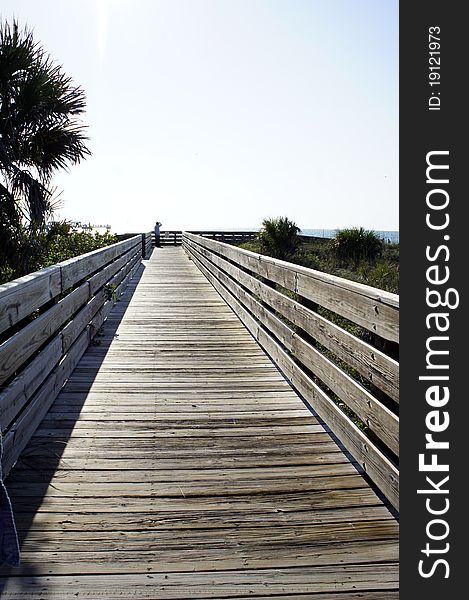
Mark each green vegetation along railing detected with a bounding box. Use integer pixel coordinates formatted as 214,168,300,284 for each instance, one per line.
183,232,399,510
0,235,144,477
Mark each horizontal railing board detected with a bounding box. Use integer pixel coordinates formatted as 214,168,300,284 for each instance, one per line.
88,261,140,338
0,236,140,339
88,245,140,296
1,245,142,433
190,230,258,236
1,329,90,477
63,246,140,353
112,250,141,294
159,231,182,246
0,266,62,336
61,290,105,354
59,236,140,291
1,368,55,472
186,245,399,510
1,252,141,476
87,250,131,296
88,252,141,337
153,231,258,247
183,236,398,401
0,282,90,387
1,236,143,477
0,335,63,431
184,233,399,343
88,299,113,338
185,239,398,456
144,232,153,258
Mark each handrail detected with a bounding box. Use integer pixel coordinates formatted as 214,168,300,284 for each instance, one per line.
182,232,399,510
0,235,143,476
116,232,153,258
143,232,153,258
150,230,259,246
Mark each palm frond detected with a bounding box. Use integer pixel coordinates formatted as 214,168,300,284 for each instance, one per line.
258,217,300,260
0,18,90,233
9,166,52,228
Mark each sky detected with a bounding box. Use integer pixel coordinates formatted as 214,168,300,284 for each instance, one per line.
2,0,398,233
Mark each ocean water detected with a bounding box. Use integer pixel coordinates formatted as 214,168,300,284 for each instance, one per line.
301,229,399,244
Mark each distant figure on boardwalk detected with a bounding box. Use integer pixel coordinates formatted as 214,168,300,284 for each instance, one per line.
154,221,162,247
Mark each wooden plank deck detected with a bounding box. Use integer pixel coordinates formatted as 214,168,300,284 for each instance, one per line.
0,247,399,598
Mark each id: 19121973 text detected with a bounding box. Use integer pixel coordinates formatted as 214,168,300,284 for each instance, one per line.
428,26,441,111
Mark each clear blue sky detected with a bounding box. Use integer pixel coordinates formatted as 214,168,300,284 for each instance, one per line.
2,0,398,233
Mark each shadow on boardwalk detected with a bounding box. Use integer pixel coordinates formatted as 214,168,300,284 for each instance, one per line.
0,263,146,593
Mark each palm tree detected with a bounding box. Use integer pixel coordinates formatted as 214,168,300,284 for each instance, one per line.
257,216,300,261
0,20,90,276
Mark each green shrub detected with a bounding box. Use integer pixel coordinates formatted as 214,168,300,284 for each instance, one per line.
42,225,118,267
331,227,383,266
237,239,262,253
257,216,300,261
0,221,118,284
357,260,399,293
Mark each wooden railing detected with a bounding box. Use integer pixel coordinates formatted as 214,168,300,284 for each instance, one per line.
143,232,153,257
183,232,399,510
157,230,182,246
116,232,153,258
154,230,259,246
189,231,258,244
0,235,143,476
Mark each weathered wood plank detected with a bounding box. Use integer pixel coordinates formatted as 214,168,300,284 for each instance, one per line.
7,540,398,574
0,564,399,598
8,487,382,514
12,504,393,530
1,330,90,476
60,290,105,353
6,472,366,498
143,232,153,258
17,518,398,549
0,282,90,386
8,463,358,487
0,266,61,336
87,245,139,295
59,236,140,291
0,335,62,430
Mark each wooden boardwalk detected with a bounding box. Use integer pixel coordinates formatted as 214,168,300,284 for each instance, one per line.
1,247,398,598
